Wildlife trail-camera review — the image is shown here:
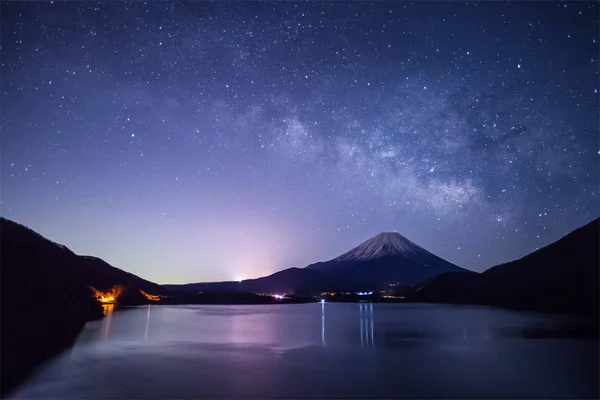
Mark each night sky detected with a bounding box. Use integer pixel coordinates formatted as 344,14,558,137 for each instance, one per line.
1,2,598,284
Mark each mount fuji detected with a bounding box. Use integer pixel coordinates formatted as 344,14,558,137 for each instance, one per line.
164,231,470,294
303,232,469,290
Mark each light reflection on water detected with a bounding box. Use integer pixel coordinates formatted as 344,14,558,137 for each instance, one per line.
359,303,375,347
100,304,114,340
144,305,151,341
321,301,325,346
11,303,599,399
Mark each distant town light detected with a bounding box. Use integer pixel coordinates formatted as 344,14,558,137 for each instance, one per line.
320,299,325,304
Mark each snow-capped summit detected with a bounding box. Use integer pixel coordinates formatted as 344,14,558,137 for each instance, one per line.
303,230,469,288
335,232,422,261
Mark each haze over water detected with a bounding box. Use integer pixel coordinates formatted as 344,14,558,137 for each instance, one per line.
12,304,599,399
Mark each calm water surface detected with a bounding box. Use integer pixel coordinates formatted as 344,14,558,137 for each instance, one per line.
11,303,599,399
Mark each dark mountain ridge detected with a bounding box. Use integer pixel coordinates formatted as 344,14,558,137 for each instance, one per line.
0,217,167,397
1,218,167,296
411,217,599,314
165,231,470,294
165,267,333,294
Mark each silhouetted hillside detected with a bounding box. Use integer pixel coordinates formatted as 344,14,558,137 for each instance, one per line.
0,218,167,297
165,267,331,294
0,217,167,397
79,255,169,299
411,218,599,314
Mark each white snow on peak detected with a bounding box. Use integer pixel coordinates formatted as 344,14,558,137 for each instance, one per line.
334,232,422,261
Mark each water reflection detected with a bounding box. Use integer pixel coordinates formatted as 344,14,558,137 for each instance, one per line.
359,303,375,347
101,304,114,340
144,305,151,340
12,304,599,400
321,300,326,345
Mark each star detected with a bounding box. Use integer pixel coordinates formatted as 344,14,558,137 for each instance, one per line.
0,1,597,282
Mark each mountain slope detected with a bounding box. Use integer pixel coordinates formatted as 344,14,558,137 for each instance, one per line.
0,218,167,298
411,218,599,314
79,255,169,297
304,231,470,290
164,267,331,294
0,217,168,396
168,231,468,294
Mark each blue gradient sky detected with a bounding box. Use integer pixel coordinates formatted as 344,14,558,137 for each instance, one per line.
2,2,598,284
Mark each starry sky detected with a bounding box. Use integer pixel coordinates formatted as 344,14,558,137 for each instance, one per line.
1,1,598,284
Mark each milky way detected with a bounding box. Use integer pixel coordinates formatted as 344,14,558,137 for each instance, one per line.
2,2,598,283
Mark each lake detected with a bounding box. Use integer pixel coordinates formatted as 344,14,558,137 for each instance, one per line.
10,303,599,399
